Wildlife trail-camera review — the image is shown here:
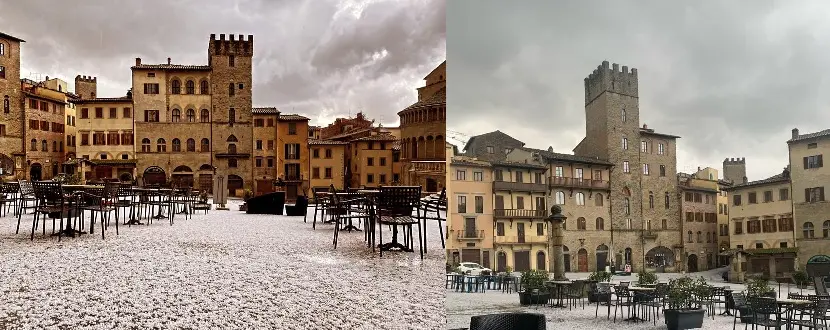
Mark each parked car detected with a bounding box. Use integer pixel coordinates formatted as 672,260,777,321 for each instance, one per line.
457,262,491,275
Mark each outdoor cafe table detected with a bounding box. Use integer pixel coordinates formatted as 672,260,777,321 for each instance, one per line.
720,287,734,316
545,280,571,308
52,185,103,237
777,298,812,329
359,189,414,253
625,286,655,323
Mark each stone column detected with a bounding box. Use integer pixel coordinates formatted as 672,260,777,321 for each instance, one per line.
545,206,568,281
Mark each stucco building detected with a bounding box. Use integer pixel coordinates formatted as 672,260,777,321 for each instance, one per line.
276,114,310,200
71,84,136,180
350,133,397,187
308,139,348,191
398,61,446,193
573,61,682,272
717,177,733,266
22,79,68,180
724,167,795,279
43,78,77,161
678,167,720,272
447,155,494,268
0,32,25,177
251,107,278,195
788,128,830,270
132,34,253,195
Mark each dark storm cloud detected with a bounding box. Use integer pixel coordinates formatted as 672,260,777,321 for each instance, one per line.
447,0,830,180
0,0,445,126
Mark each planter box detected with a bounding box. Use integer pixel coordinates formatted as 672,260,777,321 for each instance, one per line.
518,291,551,306
664,309,705,330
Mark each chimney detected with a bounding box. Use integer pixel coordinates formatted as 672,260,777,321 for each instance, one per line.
643,124,648,129
135,58,141,66
167,57,171,65
792,128,799,140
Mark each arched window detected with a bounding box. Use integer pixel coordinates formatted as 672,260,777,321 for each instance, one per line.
228,83,235,96
595,193,604,206
200,80,209,94
687,231,693,243
30,139,36,151
141,138,151,152
171,109,181,122
226,135,238,142
186,109,195,122
186,138,195,152
697,231,702,243
555,191,565,205
228,144,237,154
621,108,626,122
649,191,654,209
804,222,815,239
171,79,181,94
156,138,166,152
201,138,210,152
624,198,630,215
3,95,8,113
577,217,586,230
41,140,47,151
706,232,711,243
185,80,195,94
172,138,181,152
824,220,830,238
576,192,585,206
596,217,604,230
200,109,209,122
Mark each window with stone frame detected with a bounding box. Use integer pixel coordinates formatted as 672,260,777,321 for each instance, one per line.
186,80,195,94
748,192,757,204
186,109,195,122
171,139,181,152
747,219,761,234
123,107,131,118
3,95,8,113
186,138,195,152
156,138,166,152
664,192,670,209
762,218,777,233
733,194,742,206
596,217,605,230
659,165,666,177
201,138,210,152
201,109,209,122
763,190,773,203
779,188,789,201
29,139,36,151
171,109,181,122
171,79,182,94
648,192,654,208
803,222,815,239
141,138,151,152
735,221,743,235
200,80,209,94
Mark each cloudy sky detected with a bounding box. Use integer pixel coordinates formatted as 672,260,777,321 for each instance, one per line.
448,0,830,181
0,0,445,127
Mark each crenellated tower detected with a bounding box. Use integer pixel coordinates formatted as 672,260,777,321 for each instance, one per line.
723,157,747,184
74,75,97,99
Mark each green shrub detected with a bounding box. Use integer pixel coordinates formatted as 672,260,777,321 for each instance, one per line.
666,276,708,310
637,270,658,285
792,271,811,286
746,276,774,297
520,269,549,292
588,270,612,282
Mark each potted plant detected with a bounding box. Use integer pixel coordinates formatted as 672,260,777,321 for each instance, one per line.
664,276,707,330
792,271,811,289
746,275,776,298
239,189,254,211
637,269,658,286
517,269,551,305
586,270,612,302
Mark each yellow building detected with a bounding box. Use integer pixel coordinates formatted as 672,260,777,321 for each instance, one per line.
72,95,136,180
42,77,77,161
724,167,794,279
717,179,733,267
447,155,494,268
678,167,720,272
252,107,279,195
350,133,397,187
788,128,830,269
276,114,310,200
308,139,348,191
22,79,68,180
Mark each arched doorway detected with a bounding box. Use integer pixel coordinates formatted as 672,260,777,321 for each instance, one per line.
426,178,438,193
624,247,633,269
563,245,571,272
646,246,675,272
578,248,589,272
227,174,243,196
688,254,699,273
536,251,546,271
30,163,42,181
0,153,13,176
143,166,166,186
198,164,213,193
172,165,194,187
596,244,609,271
119,172,133,182
497,251,507,272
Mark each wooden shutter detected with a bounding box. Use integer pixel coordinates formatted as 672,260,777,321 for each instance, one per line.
821,187,826,202
804,157,809,169
819,155,824,167
806,188,811,202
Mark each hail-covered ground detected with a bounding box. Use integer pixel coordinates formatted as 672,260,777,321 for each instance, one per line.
447,268,815,330
0,199,446,330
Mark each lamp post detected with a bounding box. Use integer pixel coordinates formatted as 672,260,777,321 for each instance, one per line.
545,205,568,281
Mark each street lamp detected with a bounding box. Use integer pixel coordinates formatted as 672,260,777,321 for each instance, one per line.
545,205,568,281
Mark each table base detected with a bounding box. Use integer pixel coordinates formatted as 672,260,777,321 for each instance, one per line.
51,229,86,237
341,225,361,232
379,242,412,252
125,219,144,225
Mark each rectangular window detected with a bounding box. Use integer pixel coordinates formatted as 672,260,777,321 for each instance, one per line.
254,119,264,127
641,140,648,153
288,123,297,135
748,192,757,204
457,196,467,213
229,108,235,124
805,187,826,203
366,174,374,184
267,119,274,127
144,110,159,122
623,161,630,173
735,221,743,235
143,83,159,94
325,149,332,158
763,191,773,203
379,174,386,184
516,196,524,209
475,196,484,213
554,166,563,177
109,107,117,118
312,148,320,159
779,188,789,201
642,164,649,175
255,157,263,167
733,194,742,206
659,165,666,177
473,171,483,181
658,143,664,155
0,66,4,79
122,107,131,118
284,143,300,160
229,55,235,67
456,170,466,180
256,140,263,150
622,137,628,150
267,140,274,150
486,146,494,154
380,157,386,166
81,108,89,119
147,72,155,77
266,157,274,168
367,157,374,166
324,167,332,179
804,155,824,169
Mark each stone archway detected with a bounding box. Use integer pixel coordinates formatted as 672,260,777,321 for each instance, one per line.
30,163,42,181
646,246,675,272
688,254,699,273
577,248,589,272
497,251,507,272
143,166,166,186
227,174,243,196
596,244,609,271
172,165,194,187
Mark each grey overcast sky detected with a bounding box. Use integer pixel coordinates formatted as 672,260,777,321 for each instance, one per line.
0,0,445,127
447,0,830,181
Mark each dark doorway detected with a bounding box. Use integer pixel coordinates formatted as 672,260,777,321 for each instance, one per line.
227,174,243,196
688,254,699,273
563,246,571,272
514,251,530,271
426,178,438,193
536,251,546,271
517,223,525,243
596,244,609,271
199,174,213,193
29,163,42,181
482,251,490,269
497,252,507,272
143,166,166,186
462,249,481,264
578,248,589,272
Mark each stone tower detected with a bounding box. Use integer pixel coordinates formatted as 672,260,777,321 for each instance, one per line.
208,34,253,186
0,32,25,176
74,75,97,99
723,157,747,184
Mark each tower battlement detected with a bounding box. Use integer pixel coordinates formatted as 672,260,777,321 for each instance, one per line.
75,75,97,83
209,33,253,57
584,60,638,105
723,157,745,165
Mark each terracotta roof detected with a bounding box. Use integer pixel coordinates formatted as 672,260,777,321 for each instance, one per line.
451,157,490,168
398,86,445,114
308,139,348,145
279,114,310,121
519,147,614,166
252,107,279,115
70,97,132,104
725,170,790,190
463,130,525,154
353,134,398,142
640,127,681,139
22,91,65,104
131,64,211,71
789,129,830,143
490,160,547,170
327,127,374,140
0,32,25,43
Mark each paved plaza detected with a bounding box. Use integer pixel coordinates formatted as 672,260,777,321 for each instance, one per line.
447,269,816,330
0,199,446,329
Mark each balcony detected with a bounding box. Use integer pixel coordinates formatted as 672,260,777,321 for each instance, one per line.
494,208,547,219
492,180,547,193
642,231,658,239
410,161,445,174
549,176,610,190
456,229,485,240
494,235,549,244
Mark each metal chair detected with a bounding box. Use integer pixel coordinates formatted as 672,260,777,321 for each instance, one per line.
469,312,546,330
